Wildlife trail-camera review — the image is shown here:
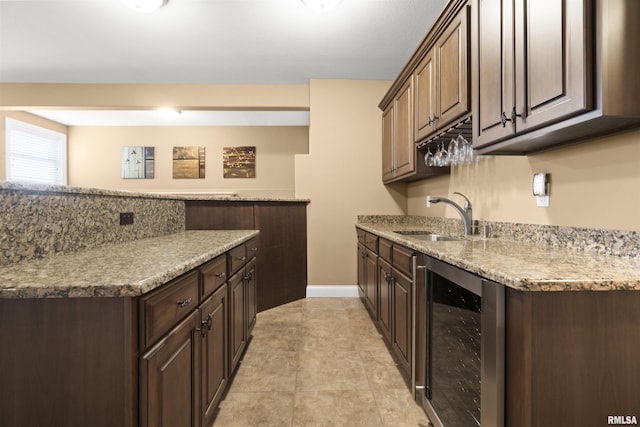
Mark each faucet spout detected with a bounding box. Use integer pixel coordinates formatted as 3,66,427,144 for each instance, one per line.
428,192,474,235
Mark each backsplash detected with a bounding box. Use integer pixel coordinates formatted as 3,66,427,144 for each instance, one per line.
357,215,640,258
1,182,185,266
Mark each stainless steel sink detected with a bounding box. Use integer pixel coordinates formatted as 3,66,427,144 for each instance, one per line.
393,231,464,242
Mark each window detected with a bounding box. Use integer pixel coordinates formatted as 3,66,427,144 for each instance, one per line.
5,118,67,185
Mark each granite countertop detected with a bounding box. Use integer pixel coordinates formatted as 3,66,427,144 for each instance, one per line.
181,195,310,203
357,222,640,292
0,181,310,203
0,230,258,299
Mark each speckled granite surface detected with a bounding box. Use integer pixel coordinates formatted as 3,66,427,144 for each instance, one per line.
1,182,185,265
357,216,640,292
0,230,258,299
177,194,310,203
0,181,184,200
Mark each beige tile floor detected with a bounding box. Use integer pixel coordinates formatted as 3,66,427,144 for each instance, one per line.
213,297,432,427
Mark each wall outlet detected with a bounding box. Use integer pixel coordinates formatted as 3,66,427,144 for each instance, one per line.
536,195,550,207
120,212,134,225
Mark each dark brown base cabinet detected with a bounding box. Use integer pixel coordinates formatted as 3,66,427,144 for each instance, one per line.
357,228,640,425
141,310,199,427
357,231,415,378
0,297,138,427
200,285,228,427
378,257,393,341
506,289,640,427
0,239,256,427
186,200,308,312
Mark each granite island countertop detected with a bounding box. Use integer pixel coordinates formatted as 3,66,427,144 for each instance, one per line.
0,230,258,299
0,181,311,203
357,222,640,292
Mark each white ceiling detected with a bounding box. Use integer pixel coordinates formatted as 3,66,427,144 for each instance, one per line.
0,0,447,125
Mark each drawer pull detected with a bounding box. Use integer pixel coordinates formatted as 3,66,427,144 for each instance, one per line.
249,247,258,252
215,272,226,279
235,256,247,262
177,298,192,308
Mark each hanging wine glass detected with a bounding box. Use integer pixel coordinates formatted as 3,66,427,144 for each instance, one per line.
457,134,473,163
424,146,434,167
448,137,459,166
434,142,448,167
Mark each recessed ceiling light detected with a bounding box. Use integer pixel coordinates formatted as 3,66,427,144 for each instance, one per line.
120,0,168,13
156,108,181,120
301,0,342,12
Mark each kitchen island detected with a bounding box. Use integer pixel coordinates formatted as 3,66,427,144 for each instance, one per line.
0,229,259,427
356,215,640,427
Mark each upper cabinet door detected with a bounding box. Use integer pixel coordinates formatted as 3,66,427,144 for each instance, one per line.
474,0,515,147
474,0,592,149
414,49,437,142
514,0,592,133
436,4,470,130
381,104,395,182
415,5,471,143
393,77,415,179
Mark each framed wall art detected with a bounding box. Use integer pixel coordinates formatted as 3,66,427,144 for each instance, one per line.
223,146,256,178
121,146,155,179
173,146,206,179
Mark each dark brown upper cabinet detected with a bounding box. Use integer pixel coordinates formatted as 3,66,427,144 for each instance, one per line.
472,0,640,154
382,78,417,183
380,0,466,183
415,4,470,142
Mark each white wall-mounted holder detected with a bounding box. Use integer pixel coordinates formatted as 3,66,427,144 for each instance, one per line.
532,172,550,207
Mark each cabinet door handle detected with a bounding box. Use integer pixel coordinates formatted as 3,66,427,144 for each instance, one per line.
206,313,213,330
500,111,511,127
196,320,208,338
177,298,192,308
501,108,522,127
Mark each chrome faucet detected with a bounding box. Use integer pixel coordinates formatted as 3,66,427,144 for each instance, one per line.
427,192,474,235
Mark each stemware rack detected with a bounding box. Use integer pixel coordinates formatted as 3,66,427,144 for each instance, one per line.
416,116,473,150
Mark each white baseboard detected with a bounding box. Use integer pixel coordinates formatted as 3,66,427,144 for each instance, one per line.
306,285,359,298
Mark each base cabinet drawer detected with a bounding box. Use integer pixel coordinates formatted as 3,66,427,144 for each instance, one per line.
393,244,414,277
141,270,200,349
200,255,227,299
229,245,248,276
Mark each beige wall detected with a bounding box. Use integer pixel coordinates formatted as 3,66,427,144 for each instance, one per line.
68,126,308,197
295,79,407,286
408,129,640,231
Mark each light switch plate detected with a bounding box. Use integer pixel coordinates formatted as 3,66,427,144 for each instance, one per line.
536,195,550,207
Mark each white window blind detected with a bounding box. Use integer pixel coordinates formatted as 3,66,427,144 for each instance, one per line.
5,118,67,185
